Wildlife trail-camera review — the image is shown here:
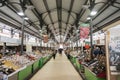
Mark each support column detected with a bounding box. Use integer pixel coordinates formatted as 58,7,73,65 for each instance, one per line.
21,17,25,54
3,42,6,56
77,41,78,52
90,18,93,59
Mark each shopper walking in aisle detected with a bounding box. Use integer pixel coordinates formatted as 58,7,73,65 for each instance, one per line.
52,50,57,59
58,48,63,55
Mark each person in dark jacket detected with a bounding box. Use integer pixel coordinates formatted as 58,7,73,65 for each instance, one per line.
58,48,63,54
52,50,57,59
93,46,100,57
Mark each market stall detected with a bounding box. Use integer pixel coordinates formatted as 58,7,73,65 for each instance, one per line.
0,49,52,80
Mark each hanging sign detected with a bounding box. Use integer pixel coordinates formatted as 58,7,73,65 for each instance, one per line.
80,23,90,39
43,35,48,43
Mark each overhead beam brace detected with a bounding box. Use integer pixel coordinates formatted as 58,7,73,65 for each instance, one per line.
60,0,62,36
65,0,74,41
56,0,61,35
66,0,74,26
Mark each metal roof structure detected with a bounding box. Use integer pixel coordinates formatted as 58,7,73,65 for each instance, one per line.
0,0,120,43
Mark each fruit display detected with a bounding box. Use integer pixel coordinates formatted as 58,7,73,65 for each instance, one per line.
0,49,52,76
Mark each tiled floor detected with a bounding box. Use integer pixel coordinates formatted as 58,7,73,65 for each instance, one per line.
30,53,83,80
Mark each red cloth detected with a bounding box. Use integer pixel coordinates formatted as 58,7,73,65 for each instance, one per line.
85,45,90,49
97,72,106,78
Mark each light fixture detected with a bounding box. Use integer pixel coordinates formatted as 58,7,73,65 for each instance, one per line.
87,17,91,20
17,12,24,16
24,17,29,20
90,11,97,16
39,30,42,32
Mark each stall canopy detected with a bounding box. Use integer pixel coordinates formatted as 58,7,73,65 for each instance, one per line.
0,0,119,43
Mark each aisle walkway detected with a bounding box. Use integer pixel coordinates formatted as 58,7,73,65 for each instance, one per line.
30,53,83,80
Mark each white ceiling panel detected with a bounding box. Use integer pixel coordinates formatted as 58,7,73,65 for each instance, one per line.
95,0,107,3
62,23,66,29
29,26,38,32
116,0,120,2
9,0,19,2
62,11,68,22
72,0,85,13
0,12,21,27
66,26,69,30
47,0,56,10
42,12,48,20
93,6,118,25
55,28,59,31
71,13,76,20
62,0,71,10
44,15,51,24
0,6,23,23
34,21,40,26
68,16,74,24
62,29,65,32
9,0,22,12
54,22,59,29
80,9,90,22
48,24,53,29
93,3,105,12
95,10,120,28
51,11,58,22
32,0,47,13
24,28,35,34
25,10,38,22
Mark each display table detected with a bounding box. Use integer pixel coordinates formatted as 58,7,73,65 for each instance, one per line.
84,67,106,80
69,56,106,80
8,55,52,80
